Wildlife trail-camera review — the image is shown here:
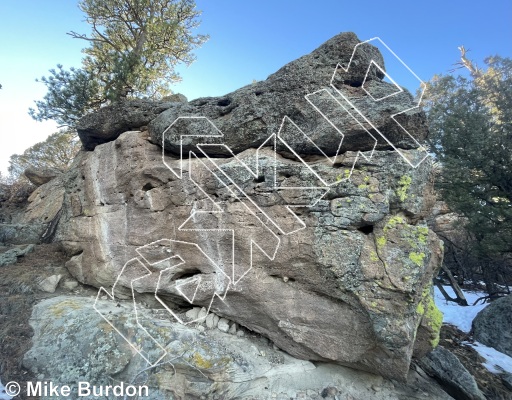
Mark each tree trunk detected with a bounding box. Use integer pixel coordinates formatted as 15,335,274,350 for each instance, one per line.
437,264,469,306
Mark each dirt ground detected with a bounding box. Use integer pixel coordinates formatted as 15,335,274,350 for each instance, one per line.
438,324,512,400
0,243,95,400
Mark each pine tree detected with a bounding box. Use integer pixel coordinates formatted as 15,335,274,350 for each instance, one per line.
424,50,512,294
30,0,207,128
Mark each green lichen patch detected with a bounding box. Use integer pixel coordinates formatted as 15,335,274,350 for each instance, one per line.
417,287,443,347
409,251,426,266
396,175,412,202
415,226,428,244
383,216,405,232
336,169,351,182
376,236,386,249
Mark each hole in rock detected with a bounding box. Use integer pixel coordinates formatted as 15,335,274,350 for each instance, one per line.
173,269,202,281
343,79,363,88
253,175,265,183
217,98,231,107
142,182,156,191
357,225,374,235
255,91,264,96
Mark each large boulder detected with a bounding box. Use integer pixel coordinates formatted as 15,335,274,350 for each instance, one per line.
24,296,454,399
472,295,512,357
23,32,443,381
24,130,442,380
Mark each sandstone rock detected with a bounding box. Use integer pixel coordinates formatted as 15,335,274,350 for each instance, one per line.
22,177,65,244
23,32,442,381
23,297,133,390
472,295,512,357
24,167,60,187
23,295,454,399
38,274,62,293
77,99,174,150
0,223,47,245
26,130,442,380
418,346,485,400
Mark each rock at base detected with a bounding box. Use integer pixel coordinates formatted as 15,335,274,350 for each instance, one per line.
472,295,512,358
0,244,34,267
38,274,62,293
218,318,230,333
418,346,485,400
23,296,454,399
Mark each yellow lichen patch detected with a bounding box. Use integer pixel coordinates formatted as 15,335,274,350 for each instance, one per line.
416,226,429,244
417,287,443,347
383,216,405,232
49,299,83,318
396,175,412,202
376,236,386,249
336,169,351,182
192,352,213,369
409,252,425,267
370,251,379,262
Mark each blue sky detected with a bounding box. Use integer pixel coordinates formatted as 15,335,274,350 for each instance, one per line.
0,0,511,174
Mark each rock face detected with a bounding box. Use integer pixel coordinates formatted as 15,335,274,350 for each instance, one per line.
24,167,60,187
472,295,512,357
24,296,454,399
77,98,186,151
149,32,428,160
23,32,443,381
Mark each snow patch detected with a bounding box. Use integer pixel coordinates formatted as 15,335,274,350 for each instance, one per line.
434,285,488,333
435,285,512,375
467,341,512,374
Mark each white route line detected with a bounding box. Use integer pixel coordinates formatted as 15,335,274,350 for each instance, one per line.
331,37,428,168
